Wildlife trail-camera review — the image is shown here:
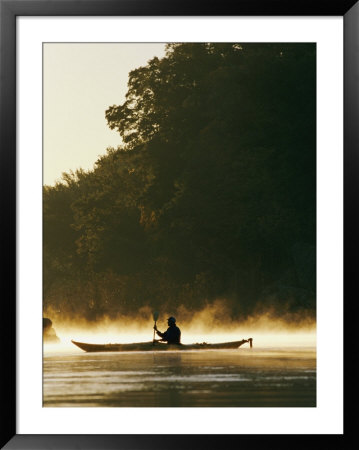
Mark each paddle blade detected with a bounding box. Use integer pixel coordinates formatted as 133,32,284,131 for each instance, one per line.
153,311,159,321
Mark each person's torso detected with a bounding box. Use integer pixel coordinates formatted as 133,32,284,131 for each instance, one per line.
165,325,181,344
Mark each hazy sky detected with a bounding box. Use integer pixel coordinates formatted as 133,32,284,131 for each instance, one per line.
43,43,166,186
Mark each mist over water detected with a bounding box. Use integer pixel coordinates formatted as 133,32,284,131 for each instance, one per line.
44,308,316,354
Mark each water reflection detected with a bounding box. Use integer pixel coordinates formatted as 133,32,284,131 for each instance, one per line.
43,348,316,407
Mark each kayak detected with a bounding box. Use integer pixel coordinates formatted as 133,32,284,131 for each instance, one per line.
71,338,253,353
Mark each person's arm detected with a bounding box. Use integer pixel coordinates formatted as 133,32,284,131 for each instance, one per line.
154,324,165,338
157,329,170,340
156,330,165,338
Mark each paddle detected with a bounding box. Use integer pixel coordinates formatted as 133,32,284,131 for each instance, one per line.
152,311,159,344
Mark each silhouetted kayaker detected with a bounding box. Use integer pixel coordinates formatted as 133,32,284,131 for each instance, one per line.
154,316,181,344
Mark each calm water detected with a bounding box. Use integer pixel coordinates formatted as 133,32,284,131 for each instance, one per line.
43,347,316,407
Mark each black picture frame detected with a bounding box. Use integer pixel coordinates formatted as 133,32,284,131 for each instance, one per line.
1,0,357,448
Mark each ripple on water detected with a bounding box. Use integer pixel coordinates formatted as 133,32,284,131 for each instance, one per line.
43,349,316,407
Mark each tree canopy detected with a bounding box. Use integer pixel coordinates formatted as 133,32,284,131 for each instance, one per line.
43,43,316,322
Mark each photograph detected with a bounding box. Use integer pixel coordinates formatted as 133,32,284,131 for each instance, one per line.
43,42,317,408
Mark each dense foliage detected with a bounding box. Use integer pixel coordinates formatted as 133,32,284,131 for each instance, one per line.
43,43,316,322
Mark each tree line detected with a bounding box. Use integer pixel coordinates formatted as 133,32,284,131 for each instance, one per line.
43,43,316,322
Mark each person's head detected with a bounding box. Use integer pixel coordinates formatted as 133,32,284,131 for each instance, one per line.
167,316,176,326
